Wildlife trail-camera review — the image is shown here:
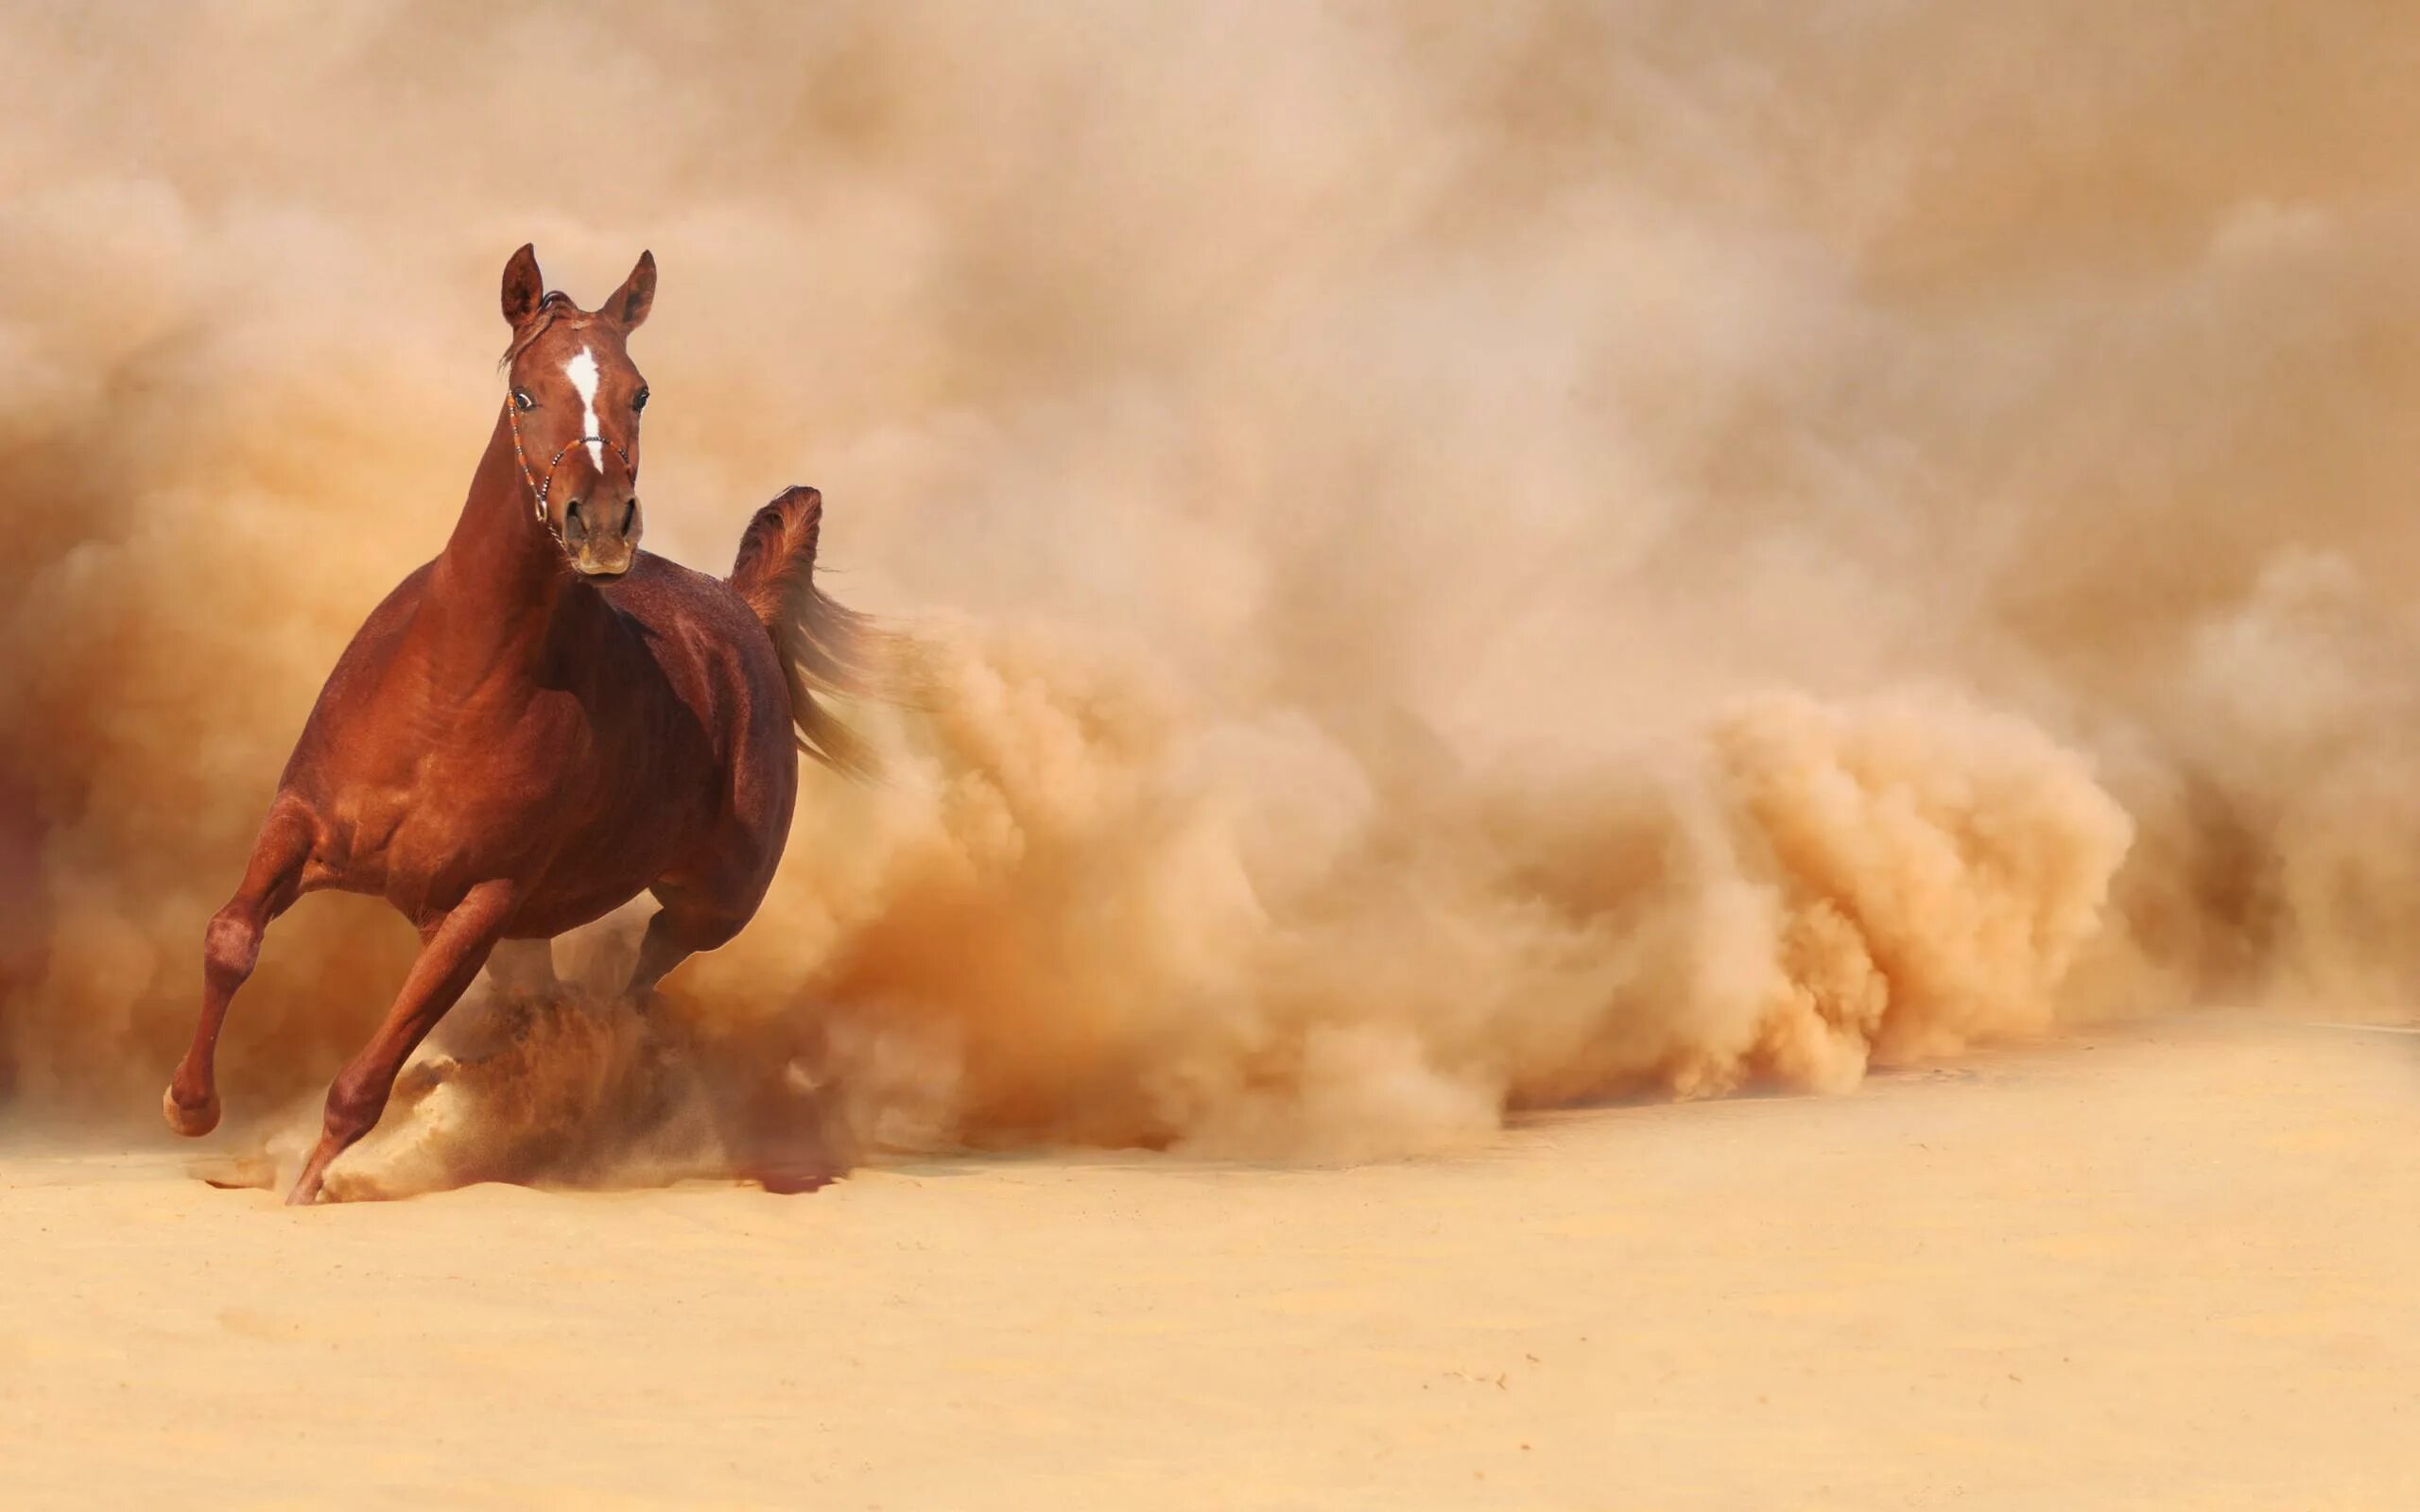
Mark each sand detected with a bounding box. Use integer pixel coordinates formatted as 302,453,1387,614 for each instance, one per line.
4,1016,2414,1510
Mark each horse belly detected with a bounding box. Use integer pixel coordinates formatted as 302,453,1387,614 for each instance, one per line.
513,836,683,936
351,751,680,934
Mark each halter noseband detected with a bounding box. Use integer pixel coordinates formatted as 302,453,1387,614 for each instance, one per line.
508,394,635,526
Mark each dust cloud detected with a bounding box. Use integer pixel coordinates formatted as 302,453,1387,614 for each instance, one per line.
3,2,2417,1191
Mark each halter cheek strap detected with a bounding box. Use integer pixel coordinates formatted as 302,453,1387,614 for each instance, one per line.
508,397,635,525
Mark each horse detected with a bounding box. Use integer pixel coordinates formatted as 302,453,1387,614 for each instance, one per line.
162,245,883,1204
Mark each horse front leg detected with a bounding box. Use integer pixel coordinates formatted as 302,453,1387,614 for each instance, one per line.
287,880,517,1206
164,800,318,1137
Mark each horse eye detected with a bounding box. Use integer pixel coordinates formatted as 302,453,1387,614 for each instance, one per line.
632,387,649,412
513,389,534,412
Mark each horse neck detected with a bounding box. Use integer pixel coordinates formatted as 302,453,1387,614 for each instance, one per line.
417,407,585,691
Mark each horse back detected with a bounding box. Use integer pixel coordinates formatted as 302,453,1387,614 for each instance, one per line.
597,553,796,777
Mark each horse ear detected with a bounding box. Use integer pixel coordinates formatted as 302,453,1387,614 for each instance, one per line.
606,250,655,331
501,244,544,330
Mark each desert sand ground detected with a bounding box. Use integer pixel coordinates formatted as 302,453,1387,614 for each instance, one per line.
5,1016,2413,1510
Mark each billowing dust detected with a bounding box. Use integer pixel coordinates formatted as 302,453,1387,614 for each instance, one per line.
4,3,2419,1194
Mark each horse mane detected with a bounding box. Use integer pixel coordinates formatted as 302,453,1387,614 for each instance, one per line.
497,291,580,369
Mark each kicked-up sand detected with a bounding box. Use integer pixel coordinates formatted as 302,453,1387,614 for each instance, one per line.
3,1014,2413,1510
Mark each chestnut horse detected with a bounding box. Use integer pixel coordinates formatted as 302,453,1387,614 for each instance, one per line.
163,246,879,1204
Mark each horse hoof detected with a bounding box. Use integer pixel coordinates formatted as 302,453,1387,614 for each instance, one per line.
162,1084,221,1138
746,1159,842,1195
755,1170,838,1195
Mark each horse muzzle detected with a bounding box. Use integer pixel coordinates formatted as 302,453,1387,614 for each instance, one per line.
562,493,643,578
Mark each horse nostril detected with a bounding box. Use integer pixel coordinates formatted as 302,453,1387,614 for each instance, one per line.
563,500,587,543
621,499,638,535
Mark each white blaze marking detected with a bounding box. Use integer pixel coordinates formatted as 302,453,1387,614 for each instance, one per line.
564,346,604,470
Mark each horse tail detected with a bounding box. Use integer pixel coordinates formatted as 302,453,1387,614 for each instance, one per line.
729,485,890,780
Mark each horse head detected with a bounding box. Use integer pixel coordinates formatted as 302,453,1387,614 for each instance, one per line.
498,244,655,578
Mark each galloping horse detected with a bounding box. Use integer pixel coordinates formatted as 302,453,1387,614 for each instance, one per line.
163,246,879,1203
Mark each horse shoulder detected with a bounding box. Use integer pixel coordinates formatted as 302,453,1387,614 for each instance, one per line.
278,563,438,779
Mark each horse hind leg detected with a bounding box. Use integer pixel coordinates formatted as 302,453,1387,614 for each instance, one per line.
625,881,845,1194
287,880,516,1205
485,936,559,994
164,801,318,1138
621,883,753,1001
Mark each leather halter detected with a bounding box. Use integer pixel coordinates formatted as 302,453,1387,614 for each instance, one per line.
507,393,634,526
